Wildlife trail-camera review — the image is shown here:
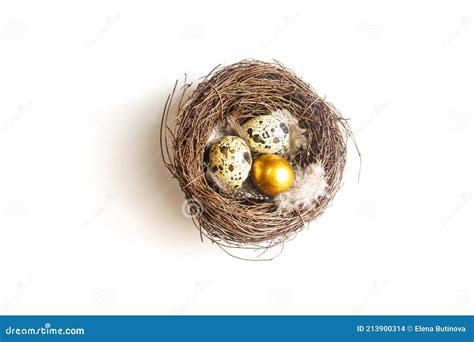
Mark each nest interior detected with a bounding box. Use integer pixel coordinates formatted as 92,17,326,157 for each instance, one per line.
161,60,352,250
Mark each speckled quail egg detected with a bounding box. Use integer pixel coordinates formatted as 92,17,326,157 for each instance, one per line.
209,136,252,189
242,115,289,154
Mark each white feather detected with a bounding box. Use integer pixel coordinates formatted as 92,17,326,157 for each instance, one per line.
275,162,328,213
206,124,227,146
270,109,307,158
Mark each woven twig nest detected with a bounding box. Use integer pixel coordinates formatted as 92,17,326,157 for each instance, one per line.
161,60,354,256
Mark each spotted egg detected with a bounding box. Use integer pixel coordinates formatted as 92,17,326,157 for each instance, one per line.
209,136,252,189
242,115,289,154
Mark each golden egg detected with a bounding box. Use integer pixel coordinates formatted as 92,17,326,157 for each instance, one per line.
251,154,294,196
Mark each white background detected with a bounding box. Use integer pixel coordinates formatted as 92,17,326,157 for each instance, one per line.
1,0,473,315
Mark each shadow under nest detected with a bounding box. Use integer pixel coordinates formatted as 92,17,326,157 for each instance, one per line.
160,59,355,258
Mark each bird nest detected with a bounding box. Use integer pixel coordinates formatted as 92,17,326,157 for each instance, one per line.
160,60,355,258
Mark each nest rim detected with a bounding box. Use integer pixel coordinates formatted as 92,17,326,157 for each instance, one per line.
160,59,355,256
